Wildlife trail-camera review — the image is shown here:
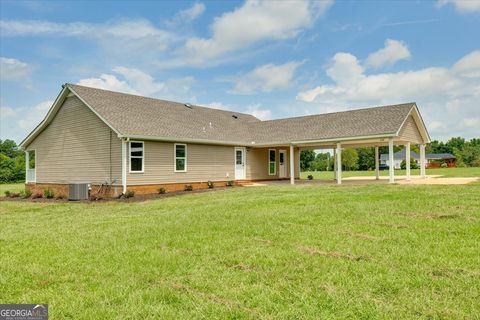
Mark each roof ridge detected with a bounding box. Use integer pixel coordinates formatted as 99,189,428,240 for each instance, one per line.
66,83,260,120
256,102,416,123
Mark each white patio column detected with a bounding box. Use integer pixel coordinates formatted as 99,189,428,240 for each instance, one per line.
388,138,395,184
406,142,411,181
333,148,337,181
122,139,128,193
375,146,379,180
336,143,342,185
290,145,295,185
420,144,426,179
25,150,30,183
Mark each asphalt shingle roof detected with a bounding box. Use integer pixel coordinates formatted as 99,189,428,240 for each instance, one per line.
67,84,416,145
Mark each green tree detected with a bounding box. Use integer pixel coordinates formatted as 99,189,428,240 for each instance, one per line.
310,152,331,171
300,149,316,171
356,148,374,170
342,149,358,171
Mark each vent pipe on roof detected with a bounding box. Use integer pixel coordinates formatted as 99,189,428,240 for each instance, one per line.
232,115,238,119
184,103,193,109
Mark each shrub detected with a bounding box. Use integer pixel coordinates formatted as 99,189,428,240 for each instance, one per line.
32,192,43,199
207,181,214,189
471,159,480,167
124,190,135,198
307,174,314,180
6,192,21,198
184,184,193,191
43,189,55,199
56,194,66,200
22,188,32,198
226,180,234,187
440,163,448,168
158,187,166,194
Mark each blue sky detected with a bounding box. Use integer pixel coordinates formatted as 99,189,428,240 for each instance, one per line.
1,0,479,144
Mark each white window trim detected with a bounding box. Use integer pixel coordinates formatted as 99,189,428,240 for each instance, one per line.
268,148,276,176
129,141,144,173
174,143,187,173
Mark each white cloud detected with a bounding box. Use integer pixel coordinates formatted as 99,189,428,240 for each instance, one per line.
170,2,206,25
365,39,411,69
452,50,480,78
0,57,32,80
0,106,16,117
245,104,272,120
297,49,480,140
463,118,480,127
78,67,195,101
0,19,175,53
231,61,303,94
179,0,333,65
437,0,480,12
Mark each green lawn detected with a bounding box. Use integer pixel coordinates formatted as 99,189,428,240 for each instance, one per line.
0,182,25,196
1,182,479,319
301,166,480,179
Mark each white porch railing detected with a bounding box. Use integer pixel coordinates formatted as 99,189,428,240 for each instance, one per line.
26,169,36,183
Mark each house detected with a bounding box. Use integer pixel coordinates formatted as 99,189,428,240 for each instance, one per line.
380,150,455,169
20,84,431,197
380,150,420,169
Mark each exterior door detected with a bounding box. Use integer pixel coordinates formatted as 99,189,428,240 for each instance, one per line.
279,150,287,178
235,147,246,180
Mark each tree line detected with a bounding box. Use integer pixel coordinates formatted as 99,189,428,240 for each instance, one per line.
300,137,480,172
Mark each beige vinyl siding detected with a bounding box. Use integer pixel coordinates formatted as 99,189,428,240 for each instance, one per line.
26,96,122,184
126,142,234,185
246,147,300,180
398,115,424,144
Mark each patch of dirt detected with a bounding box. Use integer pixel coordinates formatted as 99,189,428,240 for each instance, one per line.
300,246,368,261
347,232,386,241
1,186,235,204
252,237,273,245
231,263,255,272
375,222,408,229
395,212,459,219
431,268,480,278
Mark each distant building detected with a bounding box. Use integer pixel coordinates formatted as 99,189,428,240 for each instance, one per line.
380,150,455,169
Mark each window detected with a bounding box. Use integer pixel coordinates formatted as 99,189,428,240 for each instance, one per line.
129,141,144,173
175,144,187,172
268,149,276,175
236,149,243,165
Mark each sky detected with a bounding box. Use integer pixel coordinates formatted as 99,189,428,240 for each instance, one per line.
1,0,479,144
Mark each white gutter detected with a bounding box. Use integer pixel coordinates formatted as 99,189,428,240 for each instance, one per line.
117,134,251,147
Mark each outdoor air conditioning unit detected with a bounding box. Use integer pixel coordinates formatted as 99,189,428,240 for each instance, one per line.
68,183,90,201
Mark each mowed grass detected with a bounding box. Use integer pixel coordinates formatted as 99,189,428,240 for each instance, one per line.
0,182,25,197
301,167,480,179
1,182,480,319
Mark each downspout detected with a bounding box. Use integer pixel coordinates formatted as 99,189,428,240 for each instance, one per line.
121,138,128,194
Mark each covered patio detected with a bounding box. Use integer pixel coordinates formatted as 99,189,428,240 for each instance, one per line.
278,103,431,185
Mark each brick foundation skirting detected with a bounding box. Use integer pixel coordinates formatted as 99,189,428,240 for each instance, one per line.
25,180,241,198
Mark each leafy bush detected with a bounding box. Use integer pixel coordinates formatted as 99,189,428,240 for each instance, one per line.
158,187,166,194
4,191,21,198
43,189,55,199
307,174,314,180
207,181,214,189
184,184,193,191
226,180,234,187
20,189,32,198
32,192,42,199
124,190,135,198
400,159,419,170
